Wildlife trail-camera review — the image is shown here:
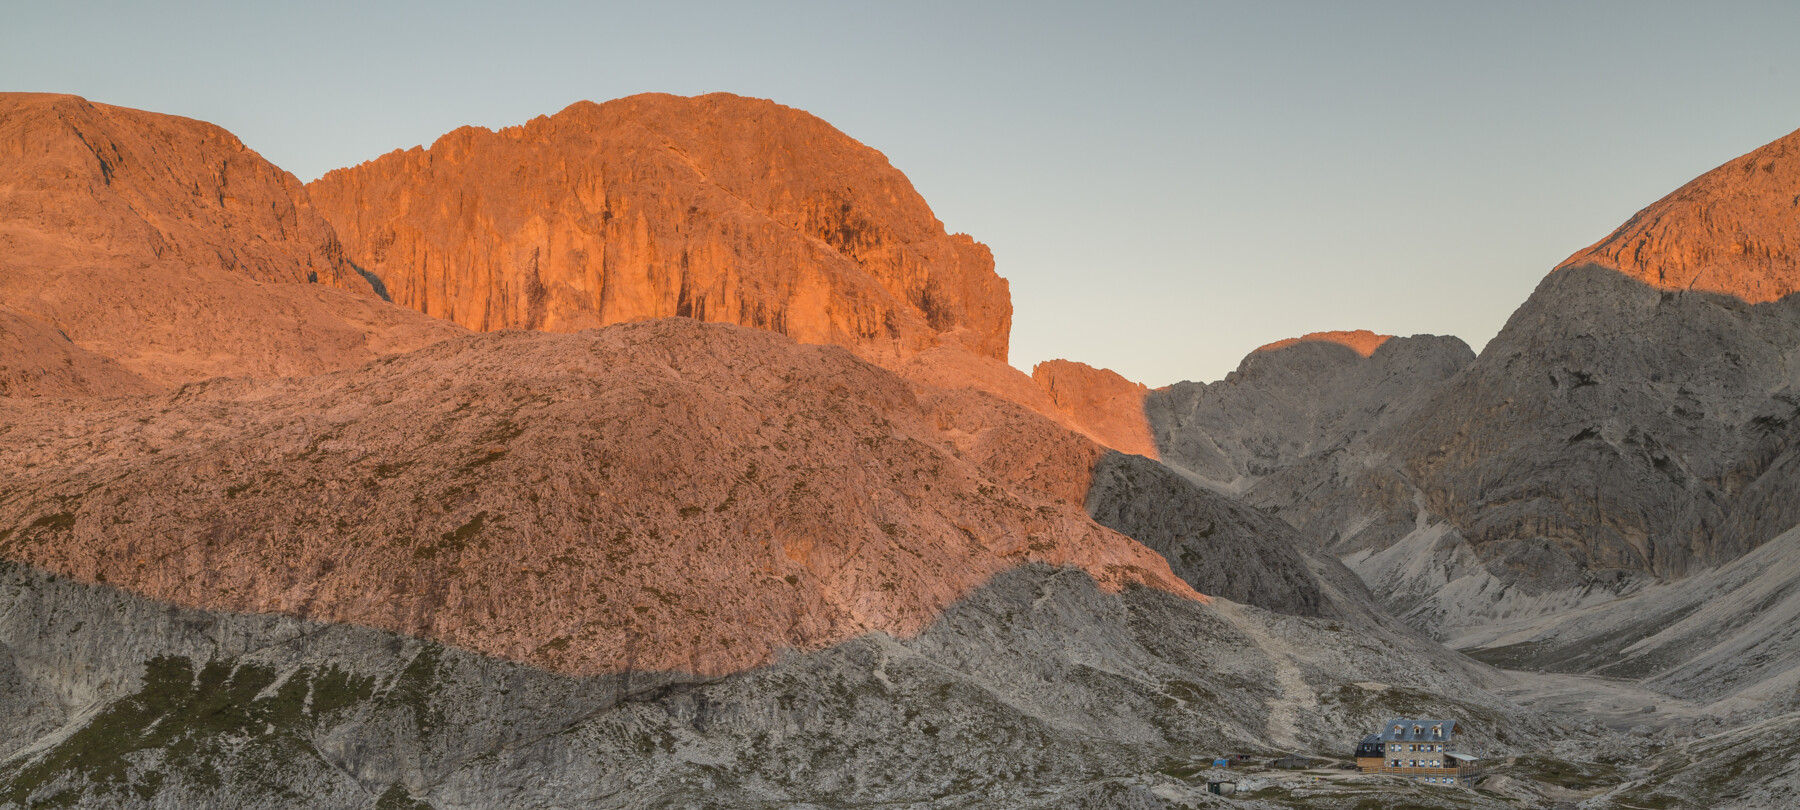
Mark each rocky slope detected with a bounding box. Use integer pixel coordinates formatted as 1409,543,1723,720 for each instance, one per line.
0,306,155,398
0,319,1191,678
1463,524,1800,709
0,317,1559,808
0,92,462,386
307,93,1010,366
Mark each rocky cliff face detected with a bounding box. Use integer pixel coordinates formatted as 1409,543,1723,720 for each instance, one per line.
307,94,1011,366
0,93,463,386
1391,266,1800,583
1029,360,1159,459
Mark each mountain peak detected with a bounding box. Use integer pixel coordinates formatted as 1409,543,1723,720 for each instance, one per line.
1557,126,1800,303
308,94,1012,364
1255,329,1392,357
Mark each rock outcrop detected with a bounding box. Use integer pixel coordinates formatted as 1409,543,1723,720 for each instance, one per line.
0,93,463,386
307,93,1012,366
1086,452,1342,618
1030,360,1159,459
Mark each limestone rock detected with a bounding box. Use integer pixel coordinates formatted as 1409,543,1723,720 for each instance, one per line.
0,553,1547,809
307,93,1012,366
1085,451,1337,617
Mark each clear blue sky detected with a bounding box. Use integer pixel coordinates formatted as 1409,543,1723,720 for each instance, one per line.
6,1,1798,385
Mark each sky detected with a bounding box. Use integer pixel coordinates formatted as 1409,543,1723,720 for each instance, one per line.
6,1,1799,386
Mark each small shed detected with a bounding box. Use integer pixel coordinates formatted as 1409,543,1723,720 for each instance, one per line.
1206,780,1237,796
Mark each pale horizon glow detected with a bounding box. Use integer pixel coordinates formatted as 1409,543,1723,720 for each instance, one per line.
6,1,1798,386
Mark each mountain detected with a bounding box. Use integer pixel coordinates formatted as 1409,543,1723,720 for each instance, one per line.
0,91,1644,808
1355,128,1800,633
1560,128,1800,304
307,94,1010,367
0,320,1547,808
0,93,462,386
1146,331,1474,493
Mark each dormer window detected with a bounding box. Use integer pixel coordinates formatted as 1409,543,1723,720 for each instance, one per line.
1432,724,1443,738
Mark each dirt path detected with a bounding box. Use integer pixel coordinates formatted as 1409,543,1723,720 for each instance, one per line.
1219,602,1317,749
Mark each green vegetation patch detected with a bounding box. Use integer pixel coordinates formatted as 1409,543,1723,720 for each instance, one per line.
0,656,378,807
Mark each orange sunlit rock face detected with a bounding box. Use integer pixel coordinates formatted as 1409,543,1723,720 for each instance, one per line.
1558,126,1800,303
0,320,1199,677
0,93,463,386
1030,360,1159,459
307,93,1012,366
1255,329,1393,358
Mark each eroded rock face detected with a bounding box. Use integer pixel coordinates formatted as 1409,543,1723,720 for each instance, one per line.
0,93,365,291
0,93,463,386
0,319,1191,678
1559,126,1800,303
308,94,1011,366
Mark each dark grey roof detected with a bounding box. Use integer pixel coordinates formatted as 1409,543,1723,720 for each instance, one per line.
1379,718,1457,742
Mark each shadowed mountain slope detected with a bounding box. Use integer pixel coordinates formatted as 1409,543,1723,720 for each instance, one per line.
1146,333,1474,492
1388,126,1800,588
